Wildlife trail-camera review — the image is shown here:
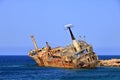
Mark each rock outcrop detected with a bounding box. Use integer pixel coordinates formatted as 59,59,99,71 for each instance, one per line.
98,59,120,67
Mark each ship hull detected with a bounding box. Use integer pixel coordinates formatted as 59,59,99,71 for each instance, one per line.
29,52,98,69
28,25,98,69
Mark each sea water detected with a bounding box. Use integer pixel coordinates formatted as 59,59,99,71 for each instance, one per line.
0,55,120,80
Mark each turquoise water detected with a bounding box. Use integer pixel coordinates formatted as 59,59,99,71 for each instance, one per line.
0,55,120,80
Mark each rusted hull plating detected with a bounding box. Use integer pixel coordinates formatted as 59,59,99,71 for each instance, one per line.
29,50,98,69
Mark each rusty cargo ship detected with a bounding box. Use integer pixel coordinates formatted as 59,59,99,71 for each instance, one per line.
28,24,98,69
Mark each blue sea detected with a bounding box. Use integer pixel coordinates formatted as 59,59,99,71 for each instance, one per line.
0,55,120,80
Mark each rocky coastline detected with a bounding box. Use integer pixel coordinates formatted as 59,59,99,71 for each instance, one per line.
98,59,120,67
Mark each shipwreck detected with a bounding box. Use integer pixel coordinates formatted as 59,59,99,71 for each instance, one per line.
28,24,98,69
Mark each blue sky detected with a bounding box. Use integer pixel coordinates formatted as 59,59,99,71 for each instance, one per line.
0,0,120,55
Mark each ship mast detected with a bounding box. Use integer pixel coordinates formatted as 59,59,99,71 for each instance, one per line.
65,24,81,52
67,26,75,40
31,35,39,52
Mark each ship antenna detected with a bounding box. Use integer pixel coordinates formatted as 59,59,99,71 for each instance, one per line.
79,35,81,41
30,35,39,52
83,35,86,42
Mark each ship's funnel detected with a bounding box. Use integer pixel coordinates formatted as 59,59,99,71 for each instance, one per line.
65,24,81,52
